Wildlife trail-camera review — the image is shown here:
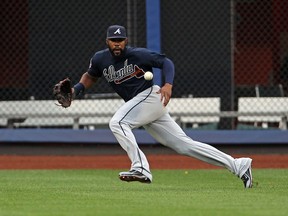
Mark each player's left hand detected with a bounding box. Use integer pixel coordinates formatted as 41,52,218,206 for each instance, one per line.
157,83,173,107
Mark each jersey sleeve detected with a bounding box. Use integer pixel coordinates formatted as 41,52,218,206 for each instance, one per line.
150,52,166,68
138,48,174,84
87,54,103,78
137,48,166,68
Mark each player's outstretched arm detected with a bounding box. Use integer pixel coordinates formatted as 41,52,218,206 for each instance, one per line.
72,72,98,97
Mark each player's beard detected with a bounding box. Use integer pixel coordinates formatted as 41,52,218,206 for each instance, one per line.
109,47,126,58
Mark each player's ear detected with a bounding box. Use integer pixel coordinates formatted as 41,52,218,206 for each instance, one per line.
106,39,109,45
125,38,128,45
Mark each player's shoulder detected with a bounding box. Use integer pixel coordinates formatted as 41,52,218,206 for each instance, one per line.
93,48,110,58
90,48,110,62
127,47,151,53
126,47,155,57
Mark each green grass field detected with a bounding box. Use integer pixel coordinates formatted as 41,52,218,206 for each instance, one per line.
0,169,288,216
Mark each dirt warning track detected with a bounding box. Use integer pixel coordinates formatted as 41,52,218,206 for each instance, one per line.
0,154,287,169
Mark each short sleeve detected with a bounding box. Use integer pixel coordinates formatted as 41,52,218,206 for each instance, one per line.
87,56,102,78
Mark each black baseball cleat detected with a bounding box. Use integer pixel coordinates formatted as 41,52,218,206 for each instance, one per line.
119,170,151,183
240,161,253,188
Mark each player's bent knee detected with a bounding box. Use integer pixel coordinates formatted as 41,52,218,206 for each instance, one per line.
109,117,124,133
109,118,118,130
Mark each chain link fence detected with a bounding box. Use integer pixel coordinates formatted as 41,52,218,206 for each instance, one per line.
1,0,287,130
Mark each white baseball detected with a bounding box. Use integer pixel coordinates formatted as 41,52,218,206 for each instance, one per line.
144,71,153,80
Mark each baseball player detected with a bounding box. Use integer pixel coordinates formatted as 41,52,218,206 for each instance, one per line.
71,25,253,188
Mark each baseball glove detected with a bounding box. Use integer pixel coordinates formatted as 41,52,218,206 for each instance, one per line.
53,78,73,108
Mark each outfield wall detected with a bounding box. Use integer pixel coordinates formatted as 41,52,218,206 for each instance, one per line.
1,129,288,145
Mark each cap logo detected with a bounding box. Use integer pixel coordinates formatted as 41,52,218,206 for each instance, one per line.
114,28,121,35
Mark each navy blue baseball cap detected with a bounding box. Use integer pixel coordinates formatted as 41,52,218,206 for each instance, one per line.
106,25,127,39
